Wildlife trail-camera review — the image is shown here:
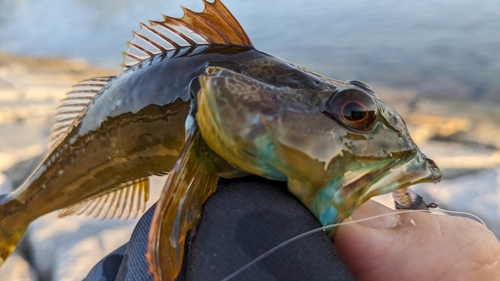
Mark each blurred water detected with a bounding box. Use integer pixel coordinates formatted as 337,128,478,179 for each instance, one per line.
0,0,499,101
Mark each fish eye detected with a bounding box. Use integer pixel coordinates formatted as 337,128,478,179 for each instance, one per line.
346,80,378,98
325,88,378,131
345,80,372,91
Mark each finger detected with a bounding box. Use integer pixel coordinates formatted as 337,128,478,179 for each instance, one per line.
334,200,500,281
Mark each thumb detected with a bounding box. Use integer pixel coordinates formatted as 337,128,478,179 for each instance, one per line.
334,200,500,281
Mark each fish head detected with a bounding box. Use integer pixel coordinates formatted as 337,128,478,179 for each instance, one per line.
197,66,442,226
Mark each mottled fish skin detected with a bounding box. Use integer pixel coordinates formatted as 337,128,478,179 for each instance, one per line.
197,66,442,226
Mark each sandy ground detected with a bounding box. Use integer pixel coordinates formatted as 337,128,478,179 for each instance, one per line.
0,50,499,280
0,51,117,171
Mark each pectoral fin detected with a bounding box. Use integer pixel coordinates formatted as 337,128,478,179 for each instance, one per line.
147,127,218,281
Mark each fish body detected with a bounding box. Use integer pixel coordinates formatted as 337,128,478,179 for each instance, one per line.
0,46,328,256
0,1,442,280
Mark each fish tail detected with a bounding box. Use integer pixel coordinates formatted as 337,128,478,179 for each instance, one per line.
0,228,26,267
0,194,27,267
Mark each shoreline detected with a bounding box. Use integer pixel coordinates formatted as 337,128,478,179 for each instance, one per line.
0,51,116,171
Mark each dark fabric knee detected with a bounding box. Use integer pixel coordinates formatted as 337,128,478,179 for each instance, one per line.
186,176,353,281
85,176,354,281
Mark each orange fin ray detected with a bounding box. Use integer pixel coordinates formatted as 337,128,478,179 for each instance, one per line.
58,177,149,220
123,0,253,68
147,128,218,281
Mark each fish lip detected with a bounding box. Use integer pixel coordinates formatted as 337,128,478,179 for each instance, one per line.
331,150,442,218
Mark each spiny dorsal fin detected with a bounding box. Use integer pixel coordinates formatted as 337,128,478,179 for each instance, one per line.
123,0,253,68
58,177,150,220
50,76,114,150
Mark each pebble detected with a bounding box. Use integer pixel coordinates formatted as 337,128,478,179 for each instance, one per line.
0,251,37,281
0,172,13,194
28,212,140,281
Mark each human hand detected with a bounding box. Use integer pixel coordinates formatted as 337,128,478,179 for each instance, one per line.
335,200,500,281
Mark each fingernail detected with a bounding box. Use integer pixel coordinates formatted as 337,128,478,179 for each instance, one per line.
351,200,398,228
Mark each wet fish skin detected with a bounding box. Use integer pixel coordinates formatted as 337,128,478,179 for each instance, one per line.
197,66,441,225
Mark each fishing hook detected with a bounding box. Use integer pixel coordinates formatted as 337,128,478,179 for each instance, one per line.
392,187,438,210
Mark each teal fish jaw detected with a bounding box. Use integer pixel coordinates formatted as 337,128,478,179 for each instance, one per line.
311,191,340,227
309,160,392,224
318,151,442,223
252,134,288,181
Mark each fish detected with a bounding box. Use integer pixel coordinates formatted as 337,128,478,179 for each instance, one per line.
0,0,442,280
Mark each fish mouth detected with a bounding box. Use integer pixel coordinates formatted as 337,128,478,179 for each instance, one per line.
330,150,442,220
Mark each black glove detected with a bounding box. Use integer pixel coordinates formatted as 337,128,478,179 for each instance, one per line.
85,176,355,281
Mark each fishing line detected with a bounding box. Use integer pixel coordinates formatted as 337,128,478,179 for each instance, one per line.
221,207,486,281
433,207,486,227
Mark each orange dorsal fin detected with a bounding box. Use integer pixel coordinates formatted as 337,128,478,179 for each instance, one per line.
123,0,253,68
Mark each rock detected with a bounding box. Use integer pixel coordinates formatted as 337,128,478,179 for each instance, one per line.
52,227,139,281
459,120,500,150
26,176,164,281
0,51,115,131
0,251,38,281
416,140,500,175
405,114,472,141
28,213,139,281
23,85,71,102
407,97,500,149
0,79,22,102
3,153,45,189
0,173,13,194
